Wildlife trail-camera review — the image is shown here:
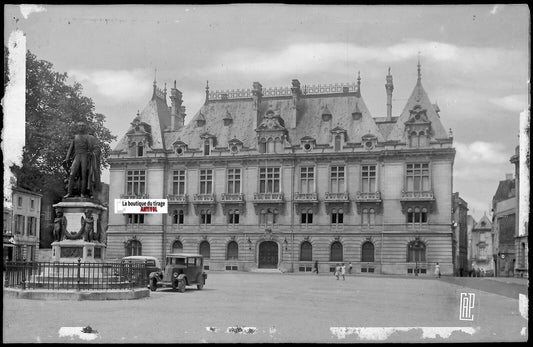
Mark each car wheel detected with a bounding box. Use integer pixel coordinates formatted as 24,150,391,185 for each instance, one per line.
150,279,157,292
178,280,186,293
197,283,204,290
172,280,178,290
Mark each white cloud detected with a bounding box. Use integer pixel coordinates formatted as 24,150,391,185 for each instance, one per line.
68,69,152,103
206,40,522,79
455,141,509,164
19,4,46,19
489,94,529,112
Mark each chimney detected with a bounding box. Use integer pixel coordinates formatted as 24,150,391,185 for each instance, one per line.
170,80,184,130
385,67,394,121
289,79,301,128
252,82,263,129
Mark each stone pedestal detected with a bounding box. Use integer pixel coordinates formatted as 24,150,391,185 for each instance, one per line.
51,240,107,263
53,198,107,259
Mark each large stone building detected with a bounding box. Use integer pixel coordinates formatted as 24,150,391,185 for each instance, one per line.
107,63,456,275
469,213,494,276
8,186,42,261
452,192,468,276
491,174,517,277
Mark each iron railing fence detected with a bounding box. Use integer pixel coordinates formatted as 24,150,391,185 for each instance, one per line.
4,260,149,291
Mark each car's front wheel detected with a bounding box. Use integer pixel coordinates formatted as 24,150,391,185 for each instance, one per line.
150,279,157,292
178,280,186,293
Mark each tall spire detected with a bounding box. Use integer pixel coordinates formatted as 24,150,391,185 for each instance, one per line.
204,80,210,105
385,67,394,121
356,71,361,97
417,52,422,84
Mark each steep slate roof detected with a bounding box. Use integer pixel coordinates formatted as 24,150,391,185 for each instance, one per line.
492,179,516,203
164,91,386,150
386,78,448,142
474,213,492,229
114,86,170,152
115,68,450,154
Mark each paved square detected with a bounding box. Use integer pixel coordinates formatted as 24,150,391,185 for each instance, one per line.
3,273,528,343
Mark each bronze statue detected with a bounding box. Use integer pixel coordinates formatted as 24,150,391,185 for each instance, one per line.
52,209,67,241
63,122,101,198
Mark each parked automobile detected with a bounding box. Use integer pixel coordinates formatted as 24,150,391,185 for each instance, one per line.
120,256,162,286
149,253,207,292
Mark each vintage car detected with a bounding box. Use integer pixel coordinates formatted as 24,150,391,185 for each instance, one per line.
120,256,162,286
149,253,207,292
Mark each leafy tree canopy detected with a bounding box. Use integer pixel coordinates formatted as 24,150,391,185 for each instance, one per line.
9,50,116,199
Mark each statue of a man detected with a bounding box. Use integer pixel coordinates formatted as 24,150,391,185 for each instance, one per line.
63,122,101,198
81,210,95,242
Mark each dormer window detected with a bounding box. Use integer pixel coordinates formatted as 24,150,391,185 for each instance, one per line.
223,109,233,126
200,133,216,156
300,136,316,152
334,135,342,151
321,105,332,122
126,115,152,157
228,138,243,154
196,112,206,127
362,134,378,151
204,140,211,156
172,140,188,156
352,102,362,121
330,126,347,151
137,142,144,157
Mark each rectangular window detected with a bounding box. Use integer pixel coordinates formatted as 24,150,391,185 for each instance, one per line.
172,170,186,195
200,169,213,194
300,211,313,224
17,197,22,207
406,163,430,192
331,210,344,224
127,214,145,224
227,168,241,194
361,165,377,193
30,199,35,209
259,167,281,193
14,215,25,234
200,211,212,225
407,208,428,225
330,166,345,193
300,167,315,194
126,170,146,195
27,217,37,236
228,210,240,225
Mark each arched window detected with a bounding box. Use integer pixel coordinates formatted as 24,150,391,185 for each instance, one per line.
300,241,312,261
407,240,426,262
259,139,267,153
330,241,343,261
137,142,144,157
125,239,142,256
418,131,427,147
199,240,210,259
171,240,183,253
409,131,418,147
226,241,238,260
361,242,375,262
369,208,375,226
267,138,275,153
362,208,369,225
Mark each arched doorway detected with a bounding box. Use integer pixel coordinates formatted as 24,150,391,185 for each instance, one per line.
258,241,278,268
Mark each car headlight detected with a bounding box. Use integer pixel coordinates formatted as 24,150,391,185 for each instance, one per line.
173,272,178,278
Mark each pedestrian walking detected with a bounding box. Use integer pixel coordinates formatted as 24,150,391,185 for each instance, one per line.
434,262,441,278
341,263,346,280
348,262,352,275
313,260,319,274
334,263,340,280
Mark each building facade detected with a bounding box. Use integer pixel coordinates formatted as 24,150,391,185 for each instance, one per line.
452,192,468,276
9,186,42,261
491,174,517,277
107,64,456,275
469,213,494,276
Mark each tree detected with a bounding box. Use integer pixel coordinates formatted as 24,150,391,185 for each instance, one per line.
10,50,116,200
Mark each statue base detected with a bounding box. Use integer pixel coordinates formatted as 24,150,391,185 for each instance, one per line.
51,239,107,263
53,199,107,257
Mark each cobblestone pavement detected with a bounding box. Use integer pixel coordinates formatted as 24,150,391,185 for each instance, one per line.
3,272,528,343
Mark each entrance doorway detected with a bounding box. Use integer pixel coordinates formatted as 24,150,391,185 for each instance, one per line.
258,241,278,268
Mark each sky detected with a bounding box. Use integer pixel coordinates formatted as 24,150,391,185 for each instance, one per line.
3,4,530,221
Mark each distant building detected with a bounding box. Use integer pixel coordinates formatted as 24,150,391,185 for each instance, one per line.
106,64,456,275
10,186,42,261
491,174,516,277
452,193,468,276
510,143,529,278
470,213,494,276
3,205,14,261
